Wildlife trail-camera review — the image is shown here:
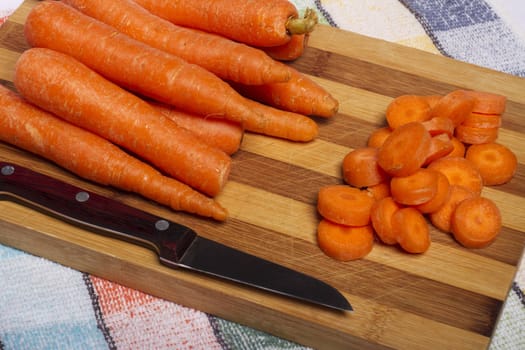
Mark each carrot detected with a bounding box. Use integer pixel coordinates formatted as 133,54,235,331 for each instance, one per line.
134,0,318,47
392,208,431,253
317,219,375,261
230,67,339,118
422,95,442,109
14,48,231,198
0,85,227,221
370,196,402,245
451,197,502,248
455,125,499,144
377,121,432,177
427,156,483,195
366,182,391,200
462,112,502,129
342,147,389,188
261,33,309,61
390,168,440,206
150,102,243,155
367,127,392,149
385,95,432,129
465,142,518,185
62,0,291,85
463,90,507,115
423,133,454,165
430,90,476,126
317,185,375,226
429,185,477,233
24,1,258,126
422,117,455,137
447,137,466,158
414,171,451,214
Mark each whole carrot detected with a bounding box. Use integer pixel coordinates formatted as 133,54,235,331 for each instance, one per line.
62,0,291,85
0,85,227,221
14,48,231,198
24,1,256,125
134,0,318,47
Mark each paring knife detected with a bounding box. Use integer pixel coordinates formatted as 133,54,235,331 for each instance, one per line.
0,162,352,311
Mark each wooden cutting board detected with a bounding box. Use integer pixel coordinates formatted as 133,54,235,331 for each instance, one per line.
1,1,525,349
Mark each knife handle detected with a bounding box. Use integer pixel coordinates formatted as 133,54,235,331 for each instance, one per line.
0,162,196,262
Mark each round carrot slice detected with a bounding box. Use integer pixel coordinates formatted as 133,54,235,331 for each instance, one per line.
390,168,439,205
463,90,507,114
367,126,392,149
370,196,402,245
392,207,431,254
429,185,477,233
386,95,432,129
343,147,389,188
465,142,517,185
377,121,431,177
317,185,375,226
447,137,466,158
415,171,451,214
451,197,502,248
430,89,475,126
462,112,502,129
427,156,483,195
455,125,499,144
422,116,455,137
317,219,375,261
422,95,442,109
366,181,391,200
424,133,454,165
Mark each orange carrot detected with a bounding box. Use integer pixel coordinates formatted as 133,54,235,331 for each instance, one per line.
62,0,291,85
424,133,454,165
429,185,477,233
14,48,231,198
377,122,432,177
370,196,402,245
134,0,318,47
0,85,227,221
430,90,476,126
366,182,391,200
231,67,339,118
414,171,451,214
455,125,499,144
392,208,431,253
447,137,466,158
422,95,442,109
465,142,518,185
385,95,432,129
261,33,309,61
462,112,502,129
342,147,389,188
317,185,375,226
367,127,392,148
463,90,507,115
427,157,483,195
150,102,243,155
451,197,502,248
24,1,257,126
422,117,455,137
317,219,375,261
390,168,440,206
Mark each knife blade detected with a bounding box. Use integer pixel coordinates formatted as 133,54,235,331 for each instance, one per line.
0,162,352,311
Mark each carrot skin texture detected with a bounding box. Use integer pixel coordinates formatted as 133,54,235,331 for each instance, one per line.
62,0,291,85
14,48,231,198
134,0,300,47
0,85,227,221
25,1,257,125
261,34,308,61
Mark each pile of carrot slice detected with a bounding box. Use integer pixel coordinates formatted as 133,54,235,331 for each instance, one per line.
317,89,517,261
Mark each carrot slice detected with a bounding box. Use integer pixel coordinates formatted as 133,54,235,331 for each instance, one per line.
391,168,440,205
455,125,499,144
415,171,451,214
342,147,389,188
392,208,431,254
451,197,502,248
447,137,466,158
427,157,483,195
463,90,507,115
422,95,442,109
370,196,402,245
422,117,455,137
317,185,375,226
429,185,477,233
367,127,392,149
462,112,502,129
366,182,391,200
430,89,475,126
385,95,432,129
465,142,518,185
377,122,432,177
424,133,454,165
317,220,375,261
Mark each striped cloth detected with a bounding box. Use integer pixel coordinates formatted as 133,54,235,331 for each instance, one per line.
1,1,524,349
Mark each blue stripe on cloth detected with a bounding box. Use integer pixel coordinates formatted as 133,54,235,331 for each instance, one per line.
399,0,525,77
0,245,109,350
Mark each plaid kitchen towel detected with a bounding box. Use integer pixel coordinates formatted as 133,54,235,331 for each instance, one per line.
1,0,524,349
